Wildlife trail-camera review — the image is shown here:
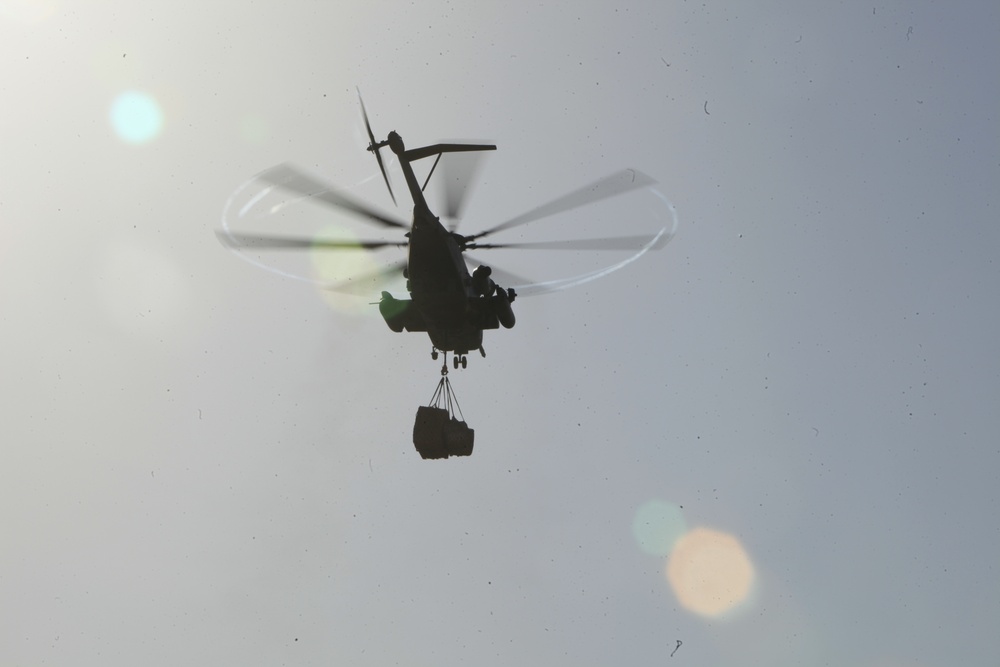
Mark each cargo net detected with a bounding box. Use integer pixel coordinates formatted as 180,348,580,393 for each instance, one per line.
412,356,475,459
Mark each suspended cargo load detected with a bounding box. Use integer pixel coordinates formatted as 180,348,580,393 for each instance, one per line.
413,360,474,459
443,418,474,457
413,405,449,459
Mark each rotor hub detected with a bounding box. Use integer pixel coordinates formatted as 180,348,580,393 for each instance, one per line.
387,131,405,155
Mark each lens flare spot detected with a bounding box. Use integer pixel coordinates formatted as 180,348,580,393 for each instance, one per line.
310,225,381,315
666,527,755,617
110,91,163,144
632,500,686,556
238,113,270,145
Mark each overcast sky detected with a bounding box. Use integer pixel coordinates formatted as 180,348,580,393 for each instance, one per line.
2,1,998,665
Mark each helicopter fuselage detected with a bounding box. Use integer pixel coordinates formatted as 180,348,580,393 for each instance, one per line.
376,132,514,360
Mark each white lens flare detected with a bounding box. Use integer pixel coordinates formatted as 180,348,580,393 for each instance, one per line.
110,90,164,144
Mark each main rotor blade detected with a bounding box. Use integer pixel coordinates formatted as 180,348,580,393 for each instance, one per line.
467,231,670,252
321,259,408,295
357,88,396,206
358,87,378,147
217,231,406,251
371,145,396,206
259,163,407,230
464,255,535,289
470,226,672,297
467,168,655,242
441,149,488,222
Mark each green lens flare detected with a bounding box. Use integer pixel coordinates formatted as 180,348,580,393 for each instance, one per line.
632,500,686,557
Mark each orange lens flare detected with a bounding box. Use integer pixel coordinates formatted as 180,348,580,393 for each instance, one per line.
666,527,755,617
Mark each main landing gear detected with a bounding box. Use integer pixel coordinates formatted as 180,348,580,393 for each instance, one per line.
432,347,475,369
432,348,466,369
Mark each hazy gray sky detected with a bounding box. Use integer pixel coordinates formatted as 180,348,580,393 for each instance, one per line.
2,1,998,665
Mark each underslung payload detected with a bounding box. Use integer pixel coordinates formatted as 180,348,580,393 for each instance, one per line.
413,357,474,459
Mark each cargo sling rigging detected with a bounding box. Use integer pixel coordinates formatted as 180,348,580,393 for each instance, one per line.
428,354,465,423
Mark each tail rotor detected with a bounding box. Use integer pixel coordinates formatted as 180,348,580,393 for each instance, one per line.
357,88,396,206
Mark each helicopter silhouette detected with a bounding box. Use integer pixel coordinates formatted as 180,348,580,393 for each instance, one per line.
218,92,673,371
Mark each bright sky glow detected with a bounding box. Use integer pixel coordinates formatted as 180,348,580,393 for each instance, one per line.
0,0,55,24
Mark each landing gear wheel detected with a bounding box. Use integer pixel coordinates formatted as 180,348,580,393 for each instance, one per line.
453,355,459,369
431,349,439,360
461,356,467,369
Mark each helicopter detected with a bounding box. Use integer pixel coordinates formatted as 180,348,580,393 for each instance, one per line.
218,93,674,372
